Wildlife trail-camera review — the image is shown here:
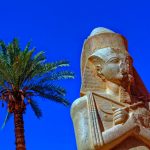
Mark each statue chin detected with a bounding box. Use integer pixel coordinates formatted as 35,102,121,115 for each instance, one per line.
71,27,150,150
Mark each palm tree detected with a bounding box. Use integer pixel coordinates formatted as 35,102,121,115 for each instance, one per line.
0,39,74,150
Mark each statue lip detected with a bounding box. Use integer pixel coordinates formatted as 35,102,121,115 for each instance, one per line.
121,73,134,83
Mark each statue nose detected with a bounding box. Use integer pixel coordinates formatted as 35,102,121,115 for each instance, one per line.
120,61,129,74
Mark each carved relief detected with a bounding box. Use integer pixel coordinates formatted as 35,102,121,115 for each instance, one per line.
71,27,150,150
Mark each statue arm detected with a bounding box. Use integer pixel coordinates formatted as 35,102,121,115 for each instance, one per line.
71,96,95,150
71,93,106,150
102,113,139,149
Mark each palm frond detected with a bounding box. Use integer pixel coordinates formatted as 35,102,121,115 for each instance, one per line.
32,89,70,106
1,111,12,129
41,94,70,106
29,99,42,118
0,40,7,55
29,83,66,96
40,71,75,81
24,41,31,54
49,60,70,70
33,51,46,63
24,60,71,81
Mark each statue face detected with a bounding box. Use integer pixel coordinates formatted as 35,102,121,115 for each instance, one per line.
99,53,134,85
89,48,134,85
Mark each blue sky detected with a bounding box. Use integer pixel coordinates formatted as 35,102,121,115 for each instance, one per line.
0,0,150,149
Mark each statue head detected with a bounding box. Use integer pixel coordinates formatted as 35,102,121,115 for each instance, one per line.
80,27,129,94
80,27,149,103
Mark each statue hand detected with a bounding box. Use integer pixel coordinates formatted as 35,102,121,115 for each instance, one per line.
113,107,129,125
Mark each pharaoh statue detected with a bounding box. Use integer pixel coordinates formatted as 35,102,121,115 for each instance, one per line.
71,27,150,150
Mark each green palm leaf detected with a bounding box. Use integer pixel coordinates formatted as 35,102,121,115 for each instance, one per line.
1,111,12,129
29,99,42,118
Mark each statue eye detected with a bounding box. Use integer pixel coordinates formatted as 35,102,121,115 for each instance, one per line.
110,58,120,63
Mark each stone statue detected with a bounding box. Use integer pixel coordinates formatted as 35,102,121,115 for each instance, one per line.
71,27,150,150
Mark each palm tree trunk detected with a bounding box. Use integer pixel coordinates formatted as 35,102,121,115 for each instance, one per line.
14,110,26,150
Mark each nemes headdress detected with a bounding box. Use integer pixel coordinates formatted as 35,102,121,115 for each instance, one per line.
80,27,128,94
81,27,128,76
80,27,148,99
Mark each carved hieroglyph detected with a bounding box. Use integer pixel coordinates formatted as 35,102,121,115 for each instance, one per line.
71,27,150,150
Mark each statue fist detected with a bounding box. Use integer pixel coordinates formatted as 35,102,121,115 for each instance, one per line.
113,107,129,125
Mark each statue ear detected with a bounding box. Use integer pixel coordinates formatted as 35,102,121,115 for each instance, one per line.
95,65,102,73
88,55,104,66
88,56,106,81
96,65,105,81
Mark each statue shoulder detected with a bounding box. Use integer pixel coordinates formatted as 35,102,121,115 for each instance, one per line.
72,95,89,107
71,95,89,117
